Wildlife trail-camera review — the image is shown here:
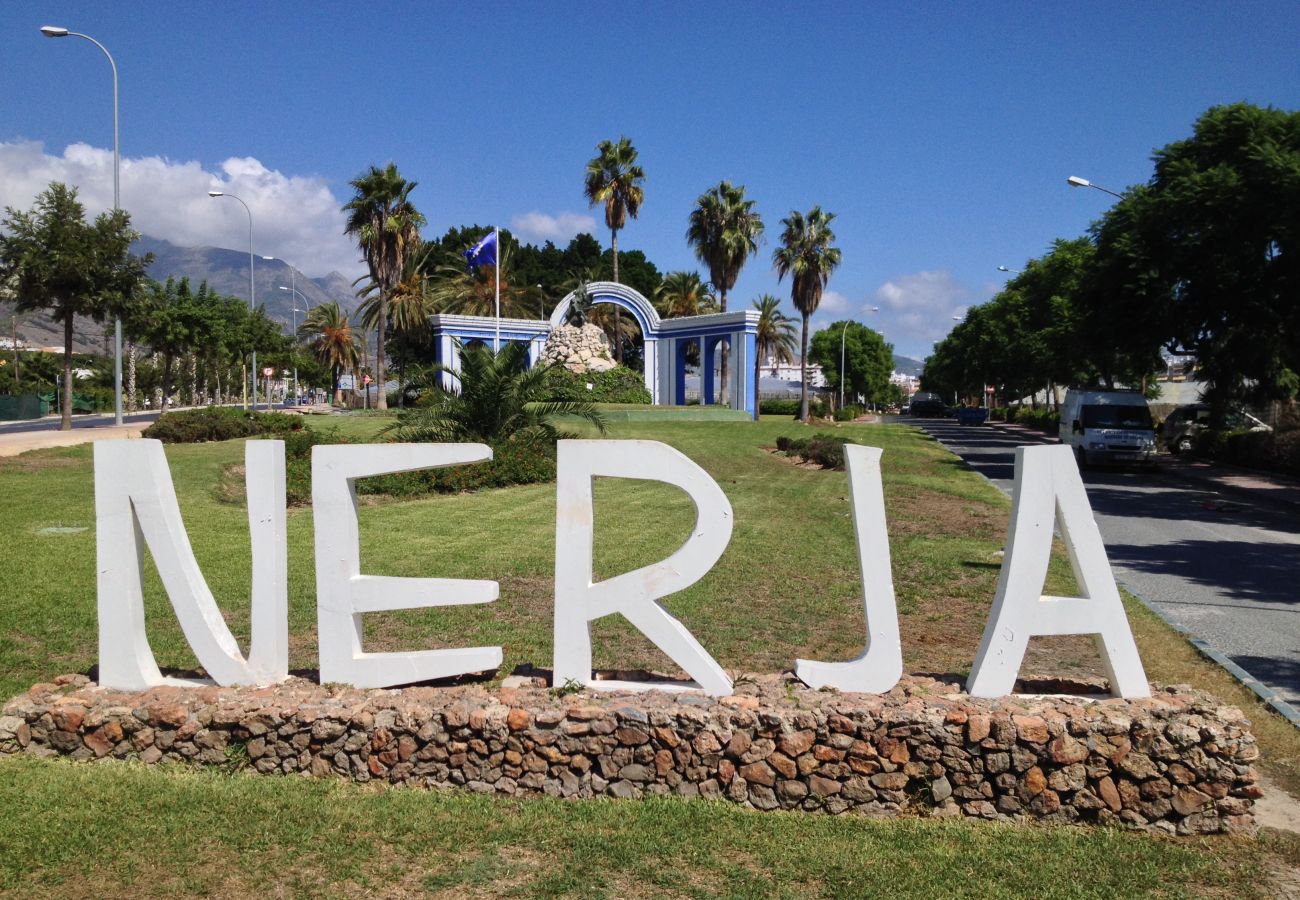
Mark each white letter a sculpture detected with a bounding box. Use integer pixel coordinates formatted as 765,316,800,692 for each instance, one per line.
94,439,288,690
553,440,733,696
966,445,1149,698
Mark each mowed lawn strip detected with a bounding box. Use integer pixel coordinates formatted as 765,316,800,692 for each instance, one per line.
1,414,1299,894
0,754,1288,899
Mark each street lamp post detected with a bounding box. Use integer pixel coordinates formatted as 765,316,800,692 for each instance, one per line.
1066,175,1124,200
41,25,125,425
278,283,310,403
209,191,256,409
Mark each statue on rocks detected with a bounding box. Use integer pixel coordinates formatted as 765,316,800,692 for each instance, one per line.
542,281,617,373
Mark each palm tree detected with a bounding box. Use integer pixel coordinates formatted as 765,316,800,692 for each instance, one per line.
654,271,717,319
425,239,530,318
752,294,796,421
356,243,436,406
584,137,645,363
388,342,606,443
343,163,425,410
686,181,764,401
773,206,842,422
299,302,360,406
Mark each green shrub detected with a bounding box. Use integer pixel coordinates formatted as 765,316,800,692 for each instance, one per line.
354,432,558,499
776,432,852,469
143,407,304,444
833,404,865,422
1011,406,1060,432
274,427,558,506
759,397,829,418
542,366,651,404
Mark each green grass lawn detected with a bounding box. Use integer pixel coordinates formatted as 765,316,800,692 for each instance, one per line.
1,414,1298,896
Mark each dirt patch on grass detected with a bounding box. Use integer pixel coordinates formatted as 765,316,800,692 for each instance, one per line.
888,487,1006,541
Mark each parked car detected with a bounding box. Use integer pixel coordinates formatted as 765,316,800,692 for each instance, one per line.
1160,403,1272,454
908,392,948,417
1059,389,1157,468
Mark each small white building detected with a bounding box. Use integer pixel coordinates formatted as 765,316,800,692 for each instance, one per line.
764,355,826,388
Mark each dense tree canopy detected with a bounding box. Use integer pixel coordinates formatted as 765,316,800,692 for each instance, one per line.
923,103,1300,418
810,321,893,407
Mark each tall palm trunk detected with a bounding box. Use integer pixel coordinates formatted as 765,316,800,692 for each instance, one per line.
799,313,811,423
610,229,623,363
375,292,388,409
60,314,73,431
126,342,137,412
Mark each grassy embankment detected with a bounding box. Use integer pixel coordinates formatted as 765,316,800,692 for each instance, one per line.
0,414,1296,896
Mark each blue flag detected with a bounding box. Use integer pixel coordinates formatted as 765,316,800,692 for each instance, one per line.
464,230,498,271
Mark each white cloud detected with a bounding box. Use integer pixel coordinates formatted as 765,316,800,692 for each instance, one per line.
0,141,360,277
509,210,597,244
817,290,851,315
873,270,972,351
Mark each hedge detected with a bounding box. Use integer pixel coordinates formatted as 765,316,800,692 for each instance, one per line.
543,366,651,404
142,407,305,443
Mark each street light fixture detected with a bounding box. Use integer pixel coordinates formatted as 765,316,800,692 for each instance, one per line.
278,283,311,403
997,265,1020,274
1066,175,1124,199
41,25,125,425
208,190,257,409
839,307,882,410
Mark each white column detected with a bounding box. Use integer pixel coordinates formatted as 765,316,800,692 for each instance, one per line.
642,338,658,404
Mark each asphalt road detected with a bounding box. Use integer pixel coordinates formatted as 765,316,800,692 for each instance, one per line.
914,418,1300,707
0,410,163,435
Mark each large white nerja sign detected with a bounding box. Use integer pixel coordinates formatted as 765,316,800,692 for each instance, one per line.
93,439,1149,699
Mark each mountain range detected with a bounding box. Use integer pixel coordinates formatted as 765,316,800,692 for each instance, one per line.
133,236,359,328
2,236,361,355
6,235,933,378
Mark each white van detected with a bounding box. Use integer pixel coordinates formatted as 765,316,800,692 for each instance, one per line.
1059,389,1157,467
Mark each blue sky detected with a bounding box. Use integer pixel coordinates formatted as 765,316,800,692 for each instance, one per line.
2,0,1297,359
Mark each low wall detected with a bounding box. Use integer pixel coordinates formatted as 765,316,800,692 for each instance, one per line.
0,674,1259,834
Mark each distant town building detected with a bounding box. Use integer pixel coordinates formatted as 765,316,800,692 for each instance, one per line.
764,355,826,388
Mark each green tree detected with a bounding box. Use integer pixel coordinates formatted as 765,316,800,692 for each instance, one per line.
772,206,842,422
687,181,764,401
655,271,716,318
299,301,360,405
389,342,605,443
584,136,645,363
752,294,796,420
1088,103,1300,415
810,321,893,409
0,183,149,429
343,163,425,410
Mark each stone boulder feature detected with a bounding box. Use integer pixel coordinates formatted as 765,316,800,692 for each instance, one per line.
542,324,616,374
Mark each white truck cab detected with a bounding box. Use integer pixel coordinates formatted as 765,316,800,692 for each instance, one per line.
1059,389,1157,467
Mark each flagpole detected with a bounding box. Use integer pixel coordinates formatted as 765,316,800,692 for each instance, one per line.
493,226,501,353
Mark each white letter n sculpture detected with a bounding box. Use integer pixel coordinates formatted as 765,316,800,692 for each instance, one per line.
94,439,288,690
553,439,734,696
966,444,1149,698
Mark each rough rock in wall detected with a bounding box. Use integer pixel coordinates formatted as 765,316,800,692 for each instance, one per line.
0,673,1260,834
542,324,616,373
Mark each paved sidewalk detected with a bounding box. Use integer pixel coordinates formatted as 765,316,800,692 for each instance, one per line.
0,422,149,457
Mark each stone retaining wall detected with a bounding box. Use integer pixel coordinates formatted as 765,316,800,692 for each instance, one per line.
0,674,1259,834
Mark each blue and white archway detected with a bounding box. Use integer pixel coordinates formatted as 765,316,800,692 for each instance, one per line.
428,281,759,414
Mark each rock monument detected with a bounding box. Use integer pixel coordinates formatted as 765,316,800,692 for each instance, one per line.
540,281,616,373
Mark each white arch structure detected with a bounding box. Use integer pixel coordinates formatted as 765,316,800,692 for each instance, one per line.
428,281,759,413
